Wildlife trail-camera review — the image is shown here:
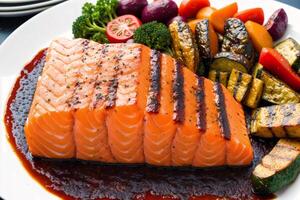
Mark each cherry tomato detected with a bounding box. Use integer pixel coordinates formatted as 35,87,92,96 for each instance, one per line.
179,0,210,19
106,15,142,43
234,8,264,25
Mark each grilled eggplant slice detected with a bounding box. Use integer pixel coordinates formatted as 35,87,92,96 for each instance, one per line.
211,52,250,73
169,20,200,73
251,103,300,138
195,19,219,68
221,18,254,62
275,38,300,75
244,78,264,108
208,70,229,86
252,139,300,195
217,33,224,50
260,71,299,104
227,68,252,102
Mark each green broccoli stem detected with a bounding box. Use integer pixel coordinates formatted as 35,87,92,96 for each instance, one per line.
165,47,174,57
87,20,106,33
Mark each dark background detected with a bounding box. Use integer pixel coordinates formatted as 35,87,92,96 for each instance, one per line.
0,0,299,44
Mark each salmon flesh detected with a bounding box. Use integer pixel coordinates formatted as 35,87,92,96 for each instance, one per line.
24,38,253,167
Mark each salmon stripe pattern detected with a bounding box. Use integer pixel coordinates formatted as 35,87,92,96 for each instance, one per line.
24,38,253,167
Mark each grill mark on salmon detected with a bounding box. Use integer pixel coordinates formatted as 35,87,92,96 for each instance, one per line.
214,83,231,140
196,77,206,131
24,38,253,167
146,50,161,113
173,62,185,122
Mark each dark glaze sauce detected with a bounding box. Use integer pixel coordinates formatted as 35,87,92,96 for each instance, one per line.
4,49,276,200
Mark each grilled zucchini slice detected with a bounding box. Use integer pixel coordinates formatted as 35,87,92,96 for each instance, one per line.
244,78,264,108
252,63,264,78
222,18,254,63
227,68,252,102
252,139,300,195
275,38,300,75
260,71,299,104
251,103,300,138
169,20,200,74
211,52,250,73
208,70,229,86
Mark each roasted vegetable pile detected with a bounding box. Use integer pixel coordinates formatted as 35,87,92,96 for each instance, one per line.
72,0,300,196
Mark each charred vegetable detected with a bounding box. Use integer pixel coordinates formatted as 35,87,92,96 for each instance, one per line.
252,139,300,195
265,8,288,41
275,38,300,75
227,68,252,102
208,70,229,86
252,63,264,78
169,19,200,73
259,71,300,104
251,103,300,138
195,19,219,68
167,16,187,26
244,78,264,108
221,18,254,62
217,33,224,50
211,52,250,73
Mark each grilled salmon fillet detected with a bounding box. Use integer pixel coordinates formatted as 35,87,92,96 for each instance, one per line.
24,38,253,167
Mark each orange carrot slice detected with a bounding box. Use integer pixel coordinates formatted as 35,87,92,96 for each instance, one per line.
210,2,238,34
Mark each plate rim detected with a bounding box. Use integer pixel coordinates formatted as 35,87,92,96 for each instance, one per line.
0,0,64,11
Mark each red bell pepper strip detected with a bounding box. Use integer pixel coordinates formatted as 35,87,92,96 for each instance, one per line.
234,8,264,25
259,47,300,91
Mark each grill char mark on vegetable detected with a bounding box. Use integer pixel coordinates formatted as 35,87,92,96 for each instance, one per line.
173,61,185,122
196,77,206,131
233,71,243,98
214,83,231,140
281,104,296,137
146,50,161,113
266,105,276,137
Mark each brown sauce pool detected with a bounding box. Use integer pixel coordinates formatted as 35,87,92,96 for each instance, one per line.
4,49,276,200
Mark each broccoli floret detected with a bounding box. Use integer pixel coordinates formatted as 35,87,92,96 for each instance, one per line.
72,0,118,43
72,15,107,43
133,22,173,55
95,0,118,23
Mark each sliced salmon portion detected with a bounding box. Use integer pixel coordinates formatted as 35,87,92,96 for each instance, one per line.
171,68,201,166
73,42,117,162
193,79,226,167
106,44,145,163
221,85,253,165
144,54,177,166
25,38,253,167
25,38,85,158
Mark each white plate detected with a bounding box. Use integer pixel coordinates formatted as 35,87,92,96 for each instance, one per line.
0,0,64,11
0,0,299,200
